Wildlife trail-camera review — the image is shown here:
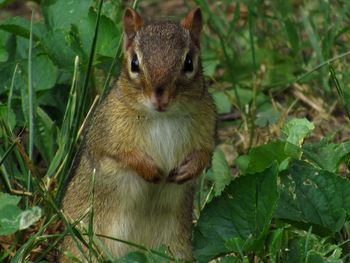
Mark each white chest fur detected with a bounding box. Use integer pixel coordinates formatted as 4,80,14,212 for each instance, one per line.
143,115,193,174
94,113,195,257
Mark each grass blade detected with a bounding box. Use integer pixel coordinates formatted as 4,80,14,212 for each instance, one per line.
329,64,350,120
56,0,104,204
27,10,35,197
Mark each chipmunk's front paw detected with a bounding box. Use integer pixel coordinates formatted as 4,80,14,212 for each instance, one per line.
168,150,209,184
144,166,163,184
121,151,164,183
168,165,193,184
138,155,164,183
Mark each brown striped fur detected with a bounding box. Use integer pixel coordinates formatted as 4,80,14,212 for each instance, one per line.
60,7,216,262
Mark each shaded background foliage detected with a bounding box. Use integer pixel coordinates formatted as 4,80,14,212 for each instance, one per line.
1,0,350,262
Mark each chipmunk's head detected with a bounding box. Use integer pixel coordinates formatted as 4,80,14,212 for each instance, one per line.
119,7,203,113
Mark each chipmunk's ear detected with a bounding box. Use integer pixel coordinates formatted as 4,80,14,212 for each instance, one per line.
123,8,143,49
181,7,202,45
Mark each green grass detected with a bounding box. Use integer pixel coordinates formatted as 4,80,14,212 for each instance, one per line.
1,0,350,262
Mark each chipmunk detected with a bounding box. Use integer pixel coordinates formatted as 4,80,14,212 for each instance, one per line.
60,6,216,262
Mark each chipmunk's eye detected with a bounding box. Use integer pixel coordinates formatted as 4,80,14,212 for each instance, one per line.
183,53,193,73
131,54,140,73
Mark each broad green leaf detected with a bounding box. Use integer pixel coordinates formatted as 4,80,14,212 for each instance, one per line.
32,55,58,91
275,160,350,232
0,105,16,132
283,234,342,263
0,203,22,236
282,118,314,145
114,252,148,263
0,192,21,208
41,29,84,68
281,118,314,157
306,252,342,263
0,192,41,236
19,63,37,126
213,91,231,114
234,154,249,174
0,17,46,39
255,108,280,127
16,54,58,91
212,87,270,115
207,149,233,196
0,192,21,236
0,29,10,63
42,0,93,30
78,9,120,59
303,138,350,172
35,107,58,164
235,141,288,174
193,164,279,262
0,45,8,63
227,88,270,110
203,58,219,77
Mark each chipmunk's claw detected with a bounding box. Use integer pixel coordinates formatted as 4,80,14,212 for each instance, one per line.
168,163,193,184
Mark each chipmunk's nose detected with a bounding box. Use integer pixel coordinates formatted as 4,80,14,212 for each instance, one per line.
150,86,170,112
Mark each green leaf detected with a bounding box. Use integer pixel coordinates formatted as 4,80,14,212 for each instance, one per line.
283,233,342,263
0,29,10,63
0,192,21,208
235,141,288,174
0,45,8,62
193,164,279,262
306,252,342,263
77,9,121,59
0,193,42,236
281,118,314,157
0,105,16,132
282,118,314,145
0,17,45,39
0,203,22,236
42,0,93,30
234,155,249,174
255,108,280,127
203,57,219,77
32,55,58,91
35,107,58,164
41,29,84,68
207,149,233,196
275,160,350,232
18,54,58,91
114,252,148,263
213,91,231,114
303,138,350,172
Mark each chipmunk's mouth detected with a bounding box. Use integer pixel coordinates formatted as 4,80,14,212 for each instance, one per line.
150,87,170,111
154,105,166,112
142,97,172,114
